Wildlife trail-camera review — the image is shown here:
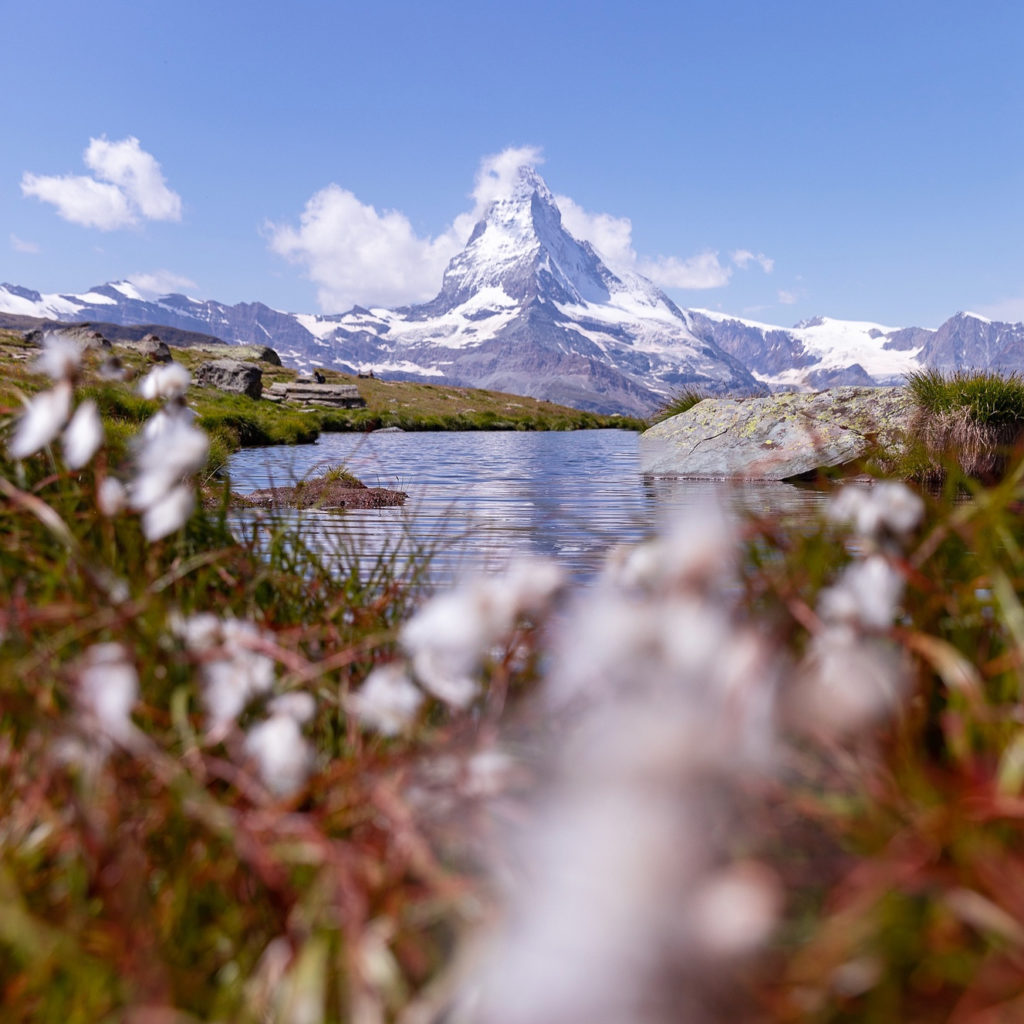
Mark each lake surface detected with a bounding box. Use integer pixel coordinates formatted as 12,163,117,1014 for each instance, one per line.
227,430,829,585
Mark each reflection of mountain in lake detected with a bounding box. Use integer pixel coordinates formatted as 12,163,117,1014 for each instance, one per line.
228,431,828,584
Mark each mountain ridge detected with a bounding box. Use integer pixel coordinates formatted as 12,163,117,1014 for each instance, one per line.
4,167,1023,413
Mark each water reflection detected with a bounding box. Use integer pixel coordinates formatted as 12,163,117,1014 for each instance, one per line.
227,430,829,585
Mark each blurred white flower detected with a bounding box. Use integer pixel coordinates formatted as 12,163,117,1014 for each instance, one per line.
140,482,195,540
691,864,781,957
131,414,208,508
605,504,737,593
35,333,83,381
244,713,314,797
818,554,904,630
348,663,424,735
183,616,277,734
268,691,317,724
129,411,207,539
400,558,563,709
62,399,103,469
8,381,72,458
138,361,191,401
138,403,198,444
77,642,138,743
828,481,923,539
170,610,222,651
96,476,127,516
797,625,907,734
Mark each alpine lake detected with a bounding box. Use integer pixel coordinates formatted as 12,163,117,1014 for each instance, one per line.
227,428,830,587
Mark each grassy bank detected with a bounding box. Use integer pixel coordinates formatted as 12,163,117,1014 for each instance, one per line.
0,330,643,475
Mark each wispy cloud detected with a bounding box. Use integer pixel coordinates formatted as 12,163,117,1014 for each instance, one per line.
21,137,182,230
10,233,40,254
732,249,774,274
268,145,773,311
126,270,197,298
777,289,799,305
976,295,1024,324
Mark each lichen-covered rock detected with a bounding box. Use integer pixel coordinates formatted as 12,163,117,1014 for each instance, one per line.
195,358,263,399
639,387,915,479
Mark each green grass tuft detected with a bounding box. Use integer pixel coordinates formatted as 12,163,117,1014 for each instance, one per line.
906,367,1024,425
650,387,706,425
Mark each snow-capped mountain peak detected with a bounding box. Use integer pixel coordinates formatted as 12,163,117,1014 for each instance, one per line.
429,164,620,312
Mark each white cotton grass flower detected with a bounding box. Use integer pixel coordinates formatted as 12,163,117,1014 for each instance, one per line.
8,380,72,459
129,410,208,538
140,483,195,541
828,481,924,540
137,361,191,401
794,625,908,735
268,691,316,724
131,413,209,507
173,614,277,735
169,610,222,650
244,713,314,797
690,863,782,957
62,399,104,469
34,333,83,381
245,691,317,797
474,504,782,1024
348,663,424,735
817,553,906,630
399,557,564,709
76,642,139,744
96,476,127,516
138,403,198,444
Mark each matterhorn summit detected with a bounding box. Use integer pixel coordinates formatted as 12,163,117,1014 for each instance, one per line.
295,164,764,414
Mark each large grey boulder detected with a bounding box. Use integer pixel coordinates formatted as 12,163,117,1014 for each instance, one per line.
639,387,915,479
195,358,263,399
134,333,172,362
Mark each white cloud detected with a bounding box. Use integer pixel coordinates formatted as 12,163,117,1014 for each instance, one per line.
976,295,1024,324
21,136,182,230
126,270,198,298
10,234,40,254
778,289,799,305
556,195,636,269
640,252,733,289
265,145,559,312
471,145,545,213
266,184,468,311
732,249,774,274
557,196,771,291
268,144,771,310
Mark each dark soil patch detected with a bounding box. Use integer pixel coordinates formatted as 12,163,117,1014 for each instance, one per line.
233,476,407,510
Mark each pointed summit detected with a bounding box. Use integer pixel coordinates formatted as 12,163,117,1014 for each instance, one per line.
428,165,618,313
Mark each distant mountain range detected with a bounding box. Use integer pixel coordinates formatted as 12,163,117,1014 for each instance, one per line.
3,166,1023,415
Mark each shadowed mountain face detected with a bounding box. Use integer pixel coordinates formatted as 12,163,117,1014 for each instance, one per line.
4,170,1024,412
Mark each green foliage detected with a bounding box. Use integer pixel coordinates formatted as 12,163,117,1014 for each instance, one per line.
905,369,1024,482
650,387,706,424
906,367,1024,425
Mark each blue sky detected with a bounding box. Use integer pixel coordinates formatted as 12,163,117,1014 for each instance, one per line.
4,0,1024,328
